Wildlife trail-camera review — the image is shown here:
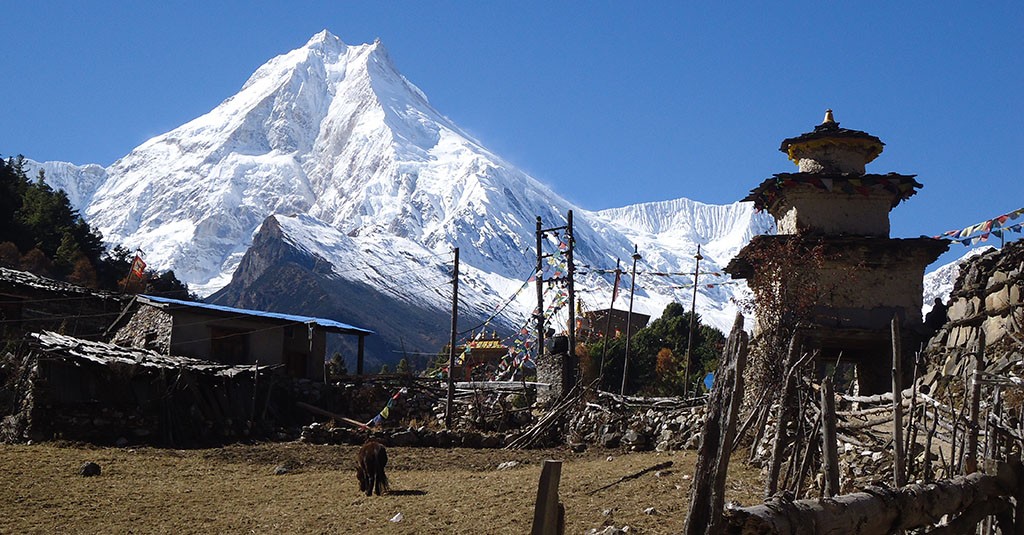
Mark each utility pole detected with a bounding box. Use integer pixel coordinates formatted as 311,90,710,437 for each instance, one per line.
620,245,641,396
566,210,576,381
535,217,545,364
599,258,622,382
684,244,703,396
445,247,459,429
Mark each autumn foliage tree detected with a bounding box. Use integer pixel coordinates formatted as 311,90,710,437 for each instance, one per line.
587,302,725,396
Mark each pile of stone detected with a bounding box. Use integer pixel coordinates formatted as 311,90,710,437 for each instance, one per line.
299,421,513,448
924,240,1024,389
429,389,535,432
567,391,707,452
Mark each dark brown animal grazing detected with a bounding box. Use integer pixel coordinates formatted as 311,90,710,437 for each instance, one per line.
356,440,389,496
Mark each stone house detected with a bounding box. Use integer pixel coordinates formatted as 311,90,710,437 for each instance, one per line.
577,308,651,342
109,295,373,381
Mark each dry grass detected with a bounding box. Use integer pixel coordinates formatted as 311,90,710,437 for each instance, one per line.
0,442,765,534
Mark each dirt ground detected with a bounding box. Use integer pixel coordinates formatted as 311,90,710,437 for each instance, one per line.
0,441,765,534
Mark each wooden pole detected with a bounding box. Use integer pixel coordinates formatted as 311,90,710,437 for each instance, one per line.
445,247,459,429
598,259,621,381
566,210,576,384
821,376,841,497
967,335,985,474
535,217,545,367
683,244,702,396
892,315,906,487
620,245,640,396
356,335,365,376
766,334,803,497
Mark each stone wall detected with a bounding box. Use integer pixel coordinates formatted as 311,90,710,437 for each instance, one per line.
924,240,1024,383
110,305,172,353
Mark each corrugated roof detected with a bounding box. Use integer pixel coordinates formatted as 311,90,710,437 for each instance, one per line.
138,295,374,336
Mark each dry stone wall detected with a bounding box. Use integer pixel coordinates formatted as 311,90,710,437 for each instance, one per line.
925,240,1024,384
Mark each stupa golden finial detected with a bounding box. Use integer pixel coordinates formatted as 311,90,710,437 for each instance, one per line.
822,109,835,124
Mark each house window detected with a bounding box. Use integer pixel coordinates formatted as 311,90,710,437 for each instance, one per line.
209,327,249,365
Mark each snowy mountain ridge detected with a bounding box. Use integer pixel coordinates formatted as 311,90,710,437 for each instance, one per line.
24,30,782,344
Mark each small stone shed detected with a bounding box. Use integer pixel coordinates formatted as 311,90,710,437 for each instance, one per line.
109,295,373,381
0,267,128,342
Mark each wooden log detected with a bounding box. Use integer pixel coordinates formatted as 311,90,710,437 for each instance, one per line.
925,496,1011,535
683,313,748,535
723,462,1021,534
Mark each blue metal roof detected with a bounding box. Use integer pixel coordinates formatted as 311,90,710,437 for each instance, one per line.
138,295,374,336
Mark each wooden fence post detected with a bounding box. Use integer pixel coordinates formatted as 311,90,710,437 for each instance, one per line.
966,329,986,475
892,315,906,487
821,377,841,497
531,460,564,535
766,333,803,497
683,313,748,535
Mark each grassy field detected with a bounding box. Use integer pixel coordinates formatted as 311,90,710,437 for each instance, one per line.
0,441,765,534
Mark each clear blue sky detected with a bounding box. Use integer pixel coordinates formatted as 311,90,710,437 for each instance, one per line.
2,2,1021,268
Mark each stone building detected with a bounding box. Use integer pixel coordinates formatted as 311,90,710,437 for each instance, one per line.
726,111,948,394
109,294,373,381
577,308,651,342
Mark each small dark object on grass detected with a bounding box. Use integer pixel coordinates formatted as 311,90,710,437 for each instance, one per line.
356,440,389,496
79,462,101,477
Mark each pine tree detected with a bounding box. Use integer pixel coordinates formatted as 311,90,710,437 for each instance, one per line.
54,232,81,277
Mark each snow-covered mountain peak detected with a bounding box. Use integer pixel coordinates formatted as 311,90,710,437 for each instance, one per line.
31,31,775,339
305,29,346,51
